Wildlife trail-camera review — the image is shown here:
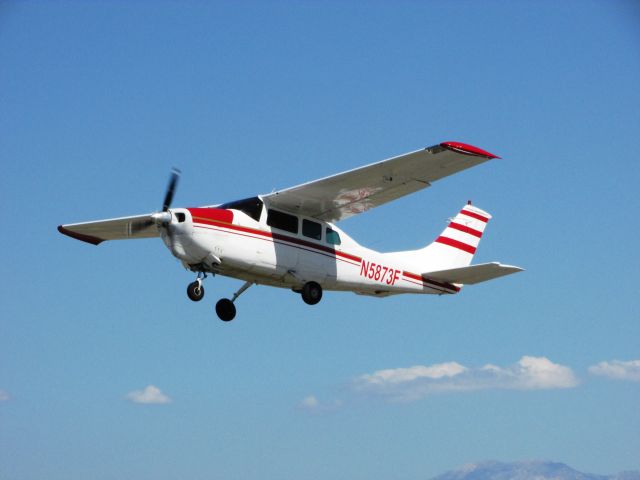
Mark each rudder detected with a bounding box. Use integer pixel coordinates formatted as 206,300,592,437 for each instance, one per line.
418,203,491,271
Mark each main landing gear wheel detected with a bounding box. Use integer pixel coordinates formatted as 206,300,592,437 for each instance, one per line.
187,281,205,302
301,281,323,305
215,281,252,322
216,298,236,322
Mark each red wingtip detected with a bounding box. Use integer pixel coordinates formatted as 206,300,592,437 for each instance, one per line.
57,225,104,245
441,141,500,159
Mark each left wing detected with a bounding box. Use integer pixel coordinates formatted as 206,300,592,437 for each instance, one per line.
262,141,499,222
58,213,159,245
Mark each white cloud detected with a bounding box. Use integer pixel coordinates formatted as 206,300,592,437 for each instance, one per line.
0,390,10,401
125,385,172,404
352,356,579,402
300,395,320,409
298,394,342,414
359,362,467,385
588,360,640,382
508,356,579,390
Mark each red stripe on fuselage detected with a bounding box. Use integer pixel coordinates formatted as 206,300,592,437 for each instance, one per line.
189,208,234,224
448,222,483,238
402,271,460,293
402,271,423,282
435,236,477,254
188,210,362,265
195,223,361,267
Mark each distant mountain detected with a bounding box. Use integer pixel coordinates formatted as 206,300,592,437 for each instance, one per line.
430,461,640,480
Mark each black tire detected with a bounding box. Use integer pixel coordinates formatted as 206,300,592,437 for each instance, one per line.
215,298,236,321
187,281,205,302
301,281,323,305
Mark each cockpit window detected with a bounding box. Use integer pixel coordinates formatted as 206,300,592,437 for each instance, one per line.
267,209,298,234
219,196,263,222
326,227,341,245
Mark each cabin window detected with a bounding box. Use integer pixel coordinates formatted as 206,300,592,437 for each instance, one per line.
267,209,298,234
302,219,322,240
326,227,341,245
219,196,263,222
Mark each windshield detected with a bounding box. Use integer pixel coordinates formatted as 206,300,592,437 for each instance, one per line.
219,196,264,222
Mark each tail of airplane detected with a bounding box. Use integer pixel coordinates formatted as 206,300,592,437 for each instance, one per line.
417,203,491,271
385,203,522,286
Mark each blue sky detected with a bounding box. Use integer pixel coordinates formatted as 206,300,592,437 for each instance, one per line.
1,1,639,479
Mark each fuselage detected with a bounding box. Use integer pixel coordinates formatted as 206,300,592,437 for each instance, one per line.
161,197,460,297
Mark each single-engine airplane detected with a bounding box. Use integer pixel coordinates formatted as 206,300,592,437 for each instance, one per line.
58,141,523,321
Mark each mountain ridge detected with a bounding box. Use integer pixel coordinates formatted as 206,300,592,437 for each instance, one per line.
430,460,640,480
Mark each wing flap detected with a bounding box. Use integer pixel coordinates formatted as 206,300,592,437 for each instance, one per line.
423,262,523,285
58,213,158,245
262,141,498,222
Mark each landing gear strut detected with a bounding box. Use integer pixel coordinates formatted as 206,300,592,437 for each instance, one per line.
301,281,322,305
187,273,206,302
216,281,253,322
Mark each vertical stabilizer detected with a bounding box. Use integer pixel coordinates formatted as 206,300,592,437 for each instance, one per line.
415,204,491,271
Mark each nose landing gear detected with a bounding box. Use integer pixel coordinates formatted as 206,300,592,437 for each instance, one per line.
186,273,206,302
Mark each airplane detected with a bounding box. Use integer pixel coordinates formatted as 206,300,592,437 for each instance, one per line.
58,141,523,321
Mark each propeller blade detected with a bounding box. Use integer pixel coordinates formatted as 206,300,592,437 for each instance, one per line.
131,169,180,235
129,212,171,235
130,217,154,235
162,168,181,212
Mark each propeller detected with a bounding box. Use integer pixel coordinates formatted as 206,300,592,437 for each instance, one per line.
130,168,181,234
162,168,180,212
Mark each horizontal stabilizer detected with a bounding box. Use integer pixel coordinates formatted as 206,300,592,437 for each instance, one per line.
58,214,159,245
423,262,523,285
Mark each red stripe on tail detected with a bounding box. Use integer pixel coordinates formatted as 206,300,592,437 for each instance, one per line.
460,209,489,223
448,222,483,238
435,236,477,254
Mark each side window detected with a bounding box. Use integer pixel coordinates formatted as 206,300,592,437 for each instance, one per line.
302,219,322,240
326,227,341,245
267,209,298,234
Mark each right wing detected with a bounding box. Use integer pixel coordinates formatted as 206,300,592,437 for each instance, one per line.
423,262,523,285
262,142,499,223
58,213,159,245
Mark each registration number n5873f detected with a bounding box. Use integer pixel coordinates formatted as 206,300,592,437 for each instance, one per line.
359,260,401,286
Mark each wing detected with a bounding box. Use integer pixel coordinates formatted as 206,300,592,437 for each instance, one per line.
262,141,499,222
58,213,159,245
423,262,523,285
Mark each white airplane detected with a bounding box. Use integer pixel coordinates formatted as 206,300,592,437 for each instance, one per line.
58,141,523,321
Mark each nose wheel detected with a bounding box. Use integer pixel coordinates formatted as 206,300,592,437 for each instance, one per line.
187,280,205,301
187,273,207,302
